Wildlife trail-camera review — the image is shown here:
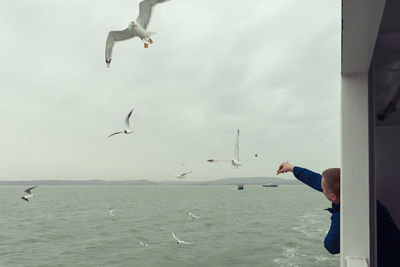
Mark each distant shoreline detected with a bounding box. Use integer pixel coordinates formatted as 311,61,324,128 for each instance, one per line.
0,177,302,186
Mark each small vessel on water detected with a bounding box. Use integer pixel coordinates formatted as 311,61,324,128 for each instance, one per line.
262,183,278,187
237,183,244,190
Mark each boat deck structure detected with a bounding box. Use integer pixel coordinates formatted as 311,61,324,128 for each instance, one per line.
341,0,400,266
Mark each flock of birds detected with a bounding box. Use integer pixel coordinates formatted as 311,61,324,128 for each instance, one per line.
20,185,198,245
104,0,253,170
107,108,246,178
21,0,259,248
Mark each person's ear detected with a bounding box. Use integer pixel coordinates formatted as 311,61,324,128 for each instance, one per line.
330,193,338,202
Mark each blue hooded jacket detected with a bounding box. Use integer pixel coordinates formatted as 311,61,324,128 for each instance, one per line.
293,166,340,254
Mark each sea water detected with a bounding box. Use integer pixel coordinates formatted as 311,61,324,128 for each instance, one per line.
0,185,339,266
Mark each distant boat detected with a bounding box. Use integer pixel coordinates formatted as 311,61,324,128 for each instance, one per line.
262,183,278,187
237,183,244,190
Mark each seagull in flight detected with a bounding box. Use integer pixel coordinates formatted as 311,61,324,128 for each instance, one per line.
186,211,199,221
105,0,170,67
21,186,37,202
176,171,193,179
207,128,242,168
107,108,134,138
107,201,114,216
172,232,193,245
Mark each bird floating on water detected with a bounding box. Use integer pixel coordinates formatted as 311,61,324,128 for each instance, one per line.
107,108,134,138
107,200,114,216
172,232,193,245
139,241,149,247
105,0,170,67
207,128,242,168
21,186,37,202
186,211,199,221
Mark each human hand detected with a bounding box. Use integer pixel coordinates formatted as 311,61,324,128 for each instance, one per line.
277,161,294,175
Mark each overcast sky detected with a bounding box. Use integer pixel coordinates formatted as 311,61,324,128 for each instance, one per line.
0,0,340,181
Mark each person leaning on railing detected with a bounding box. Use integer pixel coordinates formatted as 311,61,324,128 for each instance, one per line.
277,162,400,266
277,162,340,254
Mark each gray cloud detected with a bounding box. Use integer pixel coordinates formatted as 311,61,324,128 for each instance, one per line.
0,0,340,180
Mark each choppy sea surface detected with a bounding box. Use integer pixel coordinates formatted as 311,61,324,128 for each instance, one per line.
0,185,339,267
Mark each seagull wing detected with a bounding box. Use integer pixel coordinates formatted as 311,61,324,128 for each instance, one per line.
107,132,123,138
234,128,240,161
183,171,193,176
25,186,37,194
172,232,180,242
108,201,112,210
136,0,169,29
105,29,135,66
125,109,133,129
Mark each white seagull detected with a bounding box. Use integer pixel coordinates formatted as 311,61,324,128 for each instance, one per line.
107,201,114,216
107,109,134,138
176,171,193,179
21,186,37,202
172,232,193,245
139,241,149,247
186,211,199,221
207,128,242,168
105,0,170,67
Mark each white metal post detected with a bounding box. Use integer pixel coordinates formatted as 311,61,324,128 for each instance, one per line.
341,73,370,267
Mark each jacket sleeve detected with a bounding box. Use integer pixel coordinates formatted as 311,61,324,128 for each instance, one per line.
293,166,323,192
324,212,340,254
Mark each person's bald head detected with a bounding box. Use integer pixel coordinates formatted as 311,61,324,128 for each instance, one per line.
321,168,340,204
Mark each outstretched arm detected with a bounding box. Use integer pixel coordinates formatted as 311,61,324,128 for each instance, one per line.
277,162,322,192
